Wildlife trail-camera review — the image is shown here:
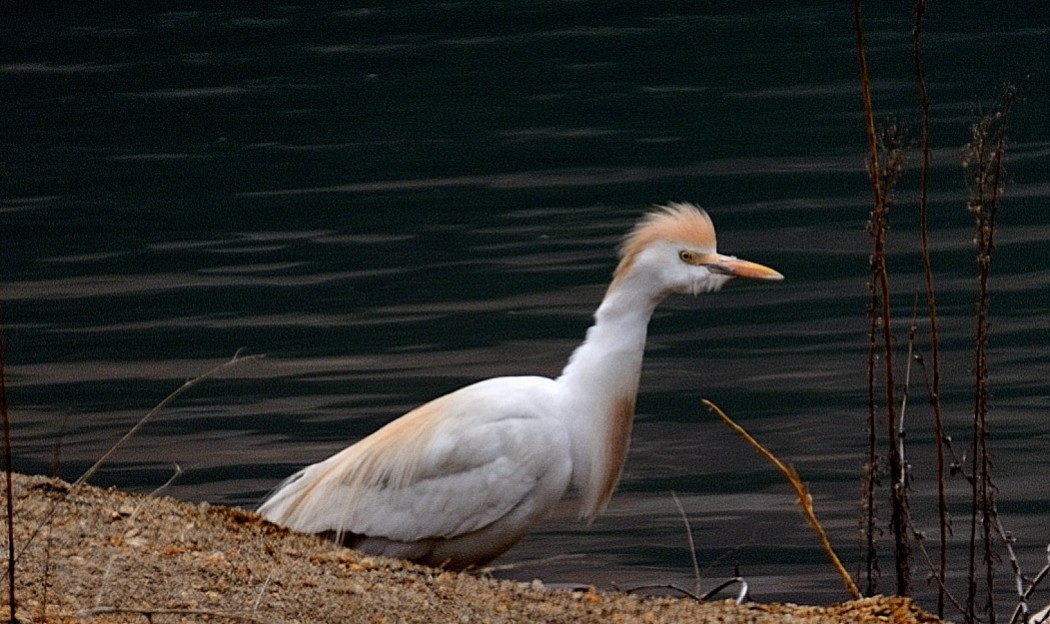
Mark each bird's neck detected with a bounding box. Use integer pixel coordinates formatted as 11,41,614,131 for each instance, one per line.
556,281,660,520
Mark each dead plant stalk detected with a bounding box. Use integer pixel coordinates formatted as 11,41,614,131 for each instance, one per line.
853,0,913,595
964,83,1019,624
701,399,861,600
911,0,948,614
1,307,15,621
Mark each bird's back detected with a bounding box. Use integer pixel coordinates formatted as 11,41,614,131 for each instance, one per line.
258,375,574,569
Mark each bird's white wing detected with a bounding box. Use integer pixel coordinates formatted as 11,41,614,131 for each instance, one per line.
259,376,572,543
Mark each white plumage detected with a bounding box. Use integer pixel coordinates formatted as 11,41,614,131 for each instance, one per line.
259,203,782,569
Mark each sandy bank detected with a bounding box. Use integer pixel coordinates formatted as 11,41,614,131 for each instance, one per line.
2,473,941,623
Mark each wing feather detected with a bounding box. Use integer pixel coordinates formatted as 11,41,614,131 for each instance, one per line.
259,377,571,544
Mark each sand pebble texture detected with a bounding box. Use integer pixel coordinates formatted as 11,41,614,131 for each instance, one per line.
2,474,943,624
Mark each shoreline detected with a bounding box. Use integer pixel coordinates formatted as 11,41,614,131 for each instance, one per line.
3,473,942,623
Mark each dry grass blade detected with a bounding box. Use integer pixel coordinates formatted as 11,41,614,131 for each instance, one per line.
701,399,861,600
670,490,703,596
74,349,263,487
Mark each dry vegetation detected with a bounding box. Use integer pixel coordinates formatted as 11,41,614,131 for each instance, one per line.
852,1,1048,623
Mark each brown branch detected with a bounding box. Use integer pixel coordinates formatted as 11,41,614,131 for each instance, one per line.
911,0,948,615
852,0,883,215
0,304,15,621
854,0,911,594
861,286,881,596
964,84,1020,624
702,399,861,600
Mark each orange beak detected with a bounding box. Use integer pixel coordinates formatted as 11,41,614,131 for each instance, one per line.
710,254,784,281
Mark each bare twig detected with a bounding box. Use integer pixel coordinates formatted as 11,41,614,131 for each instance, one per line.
914,352,972,484
996,515,1026,620
861,285,881,596
900,296,919,493
854,0,912,590
964,83,1020,624
854,11,882,594
151,463,183,496
79,606,274,623
911,0,948,615
852,0,882,215
619,577,748,605
702,399,861,600
1,351,262,585
877,120,913,596
699,577,749,604
75,349,263,487
1007,545,1050,624
900,484,968,618
0,306,16,621
621,583,705,602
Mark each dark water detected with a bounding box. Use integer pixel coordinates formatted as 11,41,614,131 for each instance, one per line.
3,1,1049,607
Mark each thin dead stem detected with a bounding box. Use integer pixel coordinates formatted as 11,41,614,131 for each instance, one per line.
1,351,262,588
79,606,274,623
995,514,1025,621
911,0,948,615
1007,545,1050,624
94,466,184,609
620,583,705,602
880,120,913,596
699,577,749,604
900,297,919,495
902,498,968,617
670,490,703,596
702,399,861,600
964,83,1020,624
855,0,914,595
861,284,881,596
0,306,15,621
75,349,263,487
621,578,749,605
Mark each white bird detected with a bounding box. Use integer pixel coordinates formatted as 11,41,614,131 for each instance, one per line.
258,202,783,570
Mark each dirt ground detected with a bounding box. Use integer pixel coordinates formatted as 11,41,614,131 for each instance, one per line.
1,473,943,624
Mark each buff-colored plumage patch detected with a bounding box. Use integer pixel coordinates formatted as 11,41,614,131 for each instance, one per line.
610,203,717,288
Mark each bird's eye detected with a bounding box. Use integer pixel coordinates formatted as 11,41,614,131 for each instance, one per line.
679,250,700,265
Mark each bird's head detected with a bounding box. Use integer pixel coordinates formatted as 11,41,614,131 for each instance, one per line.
609,202,783,298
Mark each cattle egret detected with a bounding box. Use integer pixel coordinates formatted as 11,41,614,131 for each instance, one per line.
259,202,783,570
